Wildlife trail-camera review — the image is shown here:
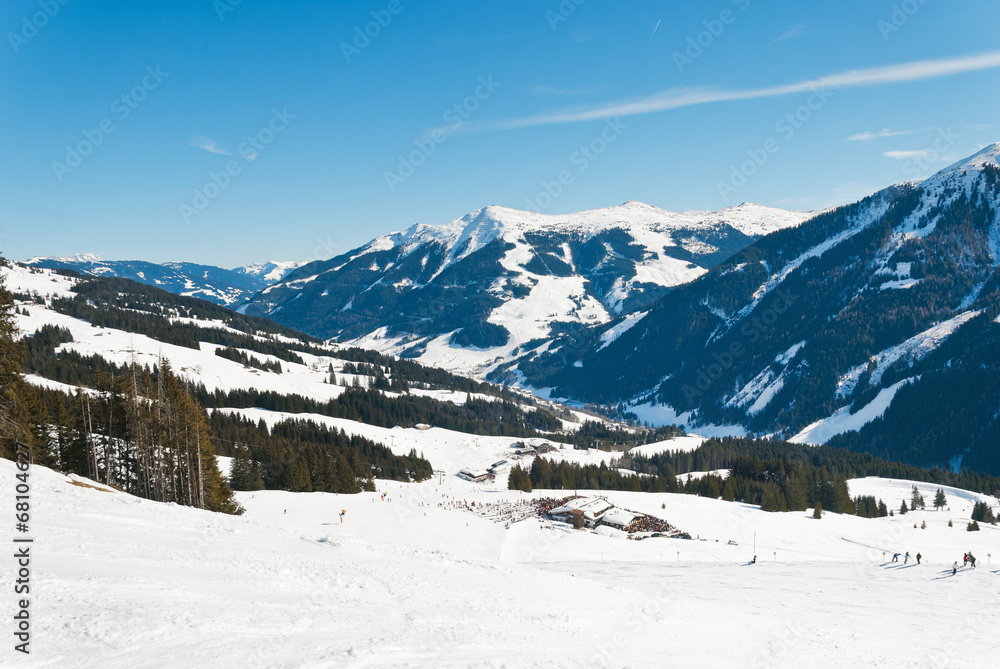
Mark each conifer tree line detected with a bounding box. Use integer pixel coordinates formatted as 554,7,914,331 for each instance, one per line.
3,264,436,502
211,412,432,493
214,346,284,374
28,270,513,399
510,436,1000,518
0,269,241,514
4,359,242,515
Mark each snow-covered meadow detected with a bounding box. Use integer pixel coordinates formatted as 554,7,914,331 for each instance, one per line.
8,455,999,669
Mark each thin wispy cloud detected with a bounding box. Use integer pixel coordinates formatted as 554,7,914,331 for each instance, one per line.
188,136,236,157
467,51,1000,133
884,150,932,160
651,19,661,37
188,135,258,161
771,23,805,44
848,128,928,141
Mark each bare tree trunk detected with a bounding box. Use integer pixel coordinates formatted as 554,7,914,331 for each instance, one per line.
82,396,98,482
195,426,205,509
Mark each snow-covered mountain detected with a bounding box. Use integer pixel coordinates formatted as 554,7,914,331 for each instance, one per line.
525,143,1000,471
25,255,301,307
234,260,305,283
241,201,814,375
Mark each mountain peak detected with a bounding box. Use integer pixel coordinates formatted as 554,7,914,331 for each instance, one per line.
940,141,1000,175
28,252,103,264
919,141,1000,194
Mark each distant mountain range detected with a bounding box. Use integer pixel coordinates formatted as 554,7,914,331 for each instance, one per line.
26,255,303,307
238,200,813,373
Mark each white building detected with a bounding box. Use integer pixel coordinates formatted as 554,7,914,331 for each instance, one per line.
548,497,614,528
600,509,637,530
457,468,491,483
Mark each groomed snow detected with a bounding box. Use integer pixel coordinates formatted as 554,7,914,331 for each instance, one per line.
12,455,1000,668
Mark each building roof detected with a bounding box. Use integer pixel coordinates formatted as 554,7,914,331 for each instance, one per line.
601,509,637,527
549,497,614,520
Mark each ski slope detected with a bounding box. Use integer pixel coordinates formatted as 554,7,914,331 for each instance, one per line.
9,455,1000,669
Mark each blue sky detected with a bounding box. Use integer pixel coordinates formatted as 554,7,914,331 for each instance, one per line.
2,0,998,267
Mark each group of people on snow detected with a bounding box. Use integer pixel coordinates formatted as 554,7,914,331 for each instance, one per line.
891,551,922,565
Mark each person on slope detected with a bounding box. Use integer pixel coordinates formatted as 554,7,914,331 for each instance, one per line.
904,551,910,564
891,553,900,563
969,552,976,569
916,552,922,565
953,561,958,576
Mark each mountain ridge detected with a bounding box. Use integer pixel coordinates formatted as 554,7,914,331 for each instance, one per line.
242,199,816,375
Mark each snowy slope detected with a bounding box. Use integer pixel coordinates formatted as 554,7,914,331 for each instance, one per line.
11,455,1000,668
3,263,601,429
524,143,1000,464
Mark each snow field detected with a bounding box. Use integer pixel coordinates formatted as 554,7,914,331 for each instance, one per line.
9,457,1000,668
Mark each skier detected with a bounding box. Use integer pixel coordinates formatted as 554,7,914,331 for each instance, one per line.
969,553,976,569
904,551,910,564
916,552,922,565
952,561,958,576
891,552,900,562
963,552,968,566
751,555,757,564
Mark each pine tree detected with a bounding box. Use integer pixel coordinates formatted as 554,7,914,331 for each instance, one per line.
760,483,787,512
911,485,925,510
0,265,27,459
933,488,947,510
813,501,823,519
900,500,908,515
288,455,312,492
230,446,264,491
784,474,808,511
